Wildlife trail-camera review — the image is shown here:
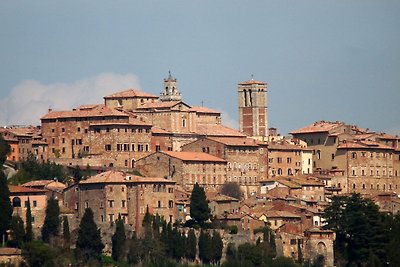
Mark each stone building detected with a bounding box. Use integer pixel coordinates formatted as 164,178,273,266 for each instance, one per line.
181,136,268,196
290,121,400,194
104,89,158,111
41,104,153,168
303,228,335,266
134,151,227,190
64,170,176,234
9,185,48,236
238,78,268,138
0,126,46,162
268,141,303,177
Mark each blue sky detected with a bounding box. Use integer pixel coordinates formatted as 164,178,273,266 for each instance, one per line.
1,1,399,135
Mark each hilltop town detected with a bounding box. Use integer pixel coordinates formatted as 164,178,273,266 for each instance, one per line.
1,73,399,266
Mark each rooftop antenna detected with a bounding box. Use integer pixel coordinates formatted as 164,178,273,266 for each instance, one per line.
201,100,204,107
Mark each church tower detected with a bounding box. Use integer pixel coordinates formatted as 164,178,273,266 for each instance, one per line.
238,78,268,138
160,71,182,102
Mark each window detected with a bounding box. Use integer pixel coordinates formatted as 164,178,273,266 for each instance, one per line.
331,153,335,160
121,200,126,208
105,144,112,151
33,200,37,207
287,157,292,164
12,197,21,207
101,215,105,222
352,152,357,159
169,200,174,208
108,200,114,208
109,214,114,222
85,202,89,208
317,150,321,160
62,128,65,132
277,157,282,163
158,201,162,208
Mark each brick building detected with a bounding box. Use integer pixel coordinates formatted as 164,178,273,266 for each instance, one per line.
290,121,400,194
268,141,303,178
64,170,176,234
182,136,268,196
238,79,268,138
134,151,227,190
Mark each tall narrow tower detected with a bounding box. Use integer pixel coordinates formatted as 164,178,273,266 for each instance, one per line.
160,71,182,102
238,78,268,138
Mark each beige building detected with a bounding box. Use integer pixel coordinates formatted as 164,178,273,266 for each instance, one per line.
268,141,303,177
64,170,176,234
134,151,227,191
290,121,400,194
181,137,268,196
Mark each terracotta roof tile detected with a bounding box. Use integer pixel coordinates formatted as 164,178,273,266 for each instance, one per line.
151,126,172,134
9,185,47,194
41,105,128,120
207,137,258,147
22,180,66,189
189,106,221,114
137,101,186,109
80,170,174,184
89,116,151,127
195,124,246,137
337,140,394,150
290,121,344,134
104,89,158,99
161,151,226,162
268,142,302,151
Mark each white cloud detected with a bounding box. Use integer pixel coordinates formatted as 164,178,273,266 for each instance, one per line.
218,109,239,130
0,73,141,126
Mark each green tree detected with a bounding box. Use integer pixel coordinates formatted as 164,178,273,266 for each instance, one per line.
127,232,142,265
9,215,25,248
25,198,33,242
76,208,104,262
190,183,211,225
387,214,400,267
220,182,242,200
41,195,60,243
112,215,126,262
323,193,388,266
0,135,11,165
62,216,70,244
211,230,223,264
0,172,12,245
185,228,197,261
198,230,212,264
22,241,57,267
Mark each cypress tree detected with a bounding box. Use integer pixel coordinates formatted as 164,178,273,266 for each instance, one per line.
211,230,223,264
112,215,126,262
185,228,197,261
0,135,11,165
10,215,25,248
25,198,33,242
190,183,211,225
0,172,12,245
76,208,104,262
198,230,212,264
62,216,70,243
41,195,60,243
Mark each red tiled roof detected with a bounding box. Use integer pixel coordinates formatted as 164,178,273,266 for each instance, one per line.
151,126,172,134
89,116,151,127
207,137,258,147
9,185,47,194
80,170,175,184
104,89,158,99
265,210,301,218
161,151,226,163
290,121,344,134
337,140,394,150
195,124,245,137
41,105,128,120
22,180,66,189
189,106,221,114
268,142,302,151
136,101,187,110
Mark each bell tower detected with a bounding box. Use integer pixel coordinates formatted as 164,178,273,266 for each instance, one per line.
160,71,182,102
238,78,268,138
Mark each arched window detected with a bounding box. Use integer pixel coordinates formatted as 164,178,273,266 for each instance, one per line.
12,197,21,207
317,150,321,160
288,168,292,176
277,168,282,175
352,152,357,159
